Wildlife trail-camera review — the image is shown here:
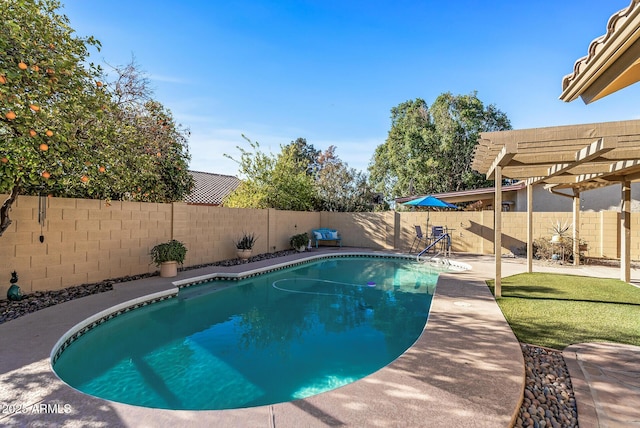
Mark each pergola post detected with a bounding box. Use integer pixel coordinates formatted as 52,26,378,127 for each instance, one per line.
572,190,580,266
495,167,502,298
527,183,533,273
621,181,631,282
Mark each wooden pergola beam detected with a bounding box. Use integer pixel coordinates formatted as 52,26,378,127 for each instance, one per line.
487,145,516,180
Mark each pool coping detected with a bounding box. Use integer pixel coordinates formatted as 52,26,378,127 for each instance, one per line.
0,249,524,427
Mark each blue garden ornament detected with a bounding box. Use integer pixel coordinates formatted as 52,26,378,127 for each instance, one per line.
7,271,23,301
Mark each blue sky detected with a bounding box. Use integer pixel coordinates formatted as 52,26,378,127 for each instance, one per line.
62,0,639,177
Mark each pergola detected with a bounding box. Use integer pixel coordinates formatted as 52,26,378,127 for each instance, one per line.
472,1,640,297
472,120,640,296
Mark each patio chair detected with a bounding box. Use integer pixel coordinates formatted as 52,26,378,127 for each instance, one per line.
409,225,424,253
427,226,448,254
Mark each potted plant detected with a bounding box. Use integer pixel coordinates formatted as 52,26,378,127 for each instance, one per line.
235,232,257,260
150,239,187,278
290,232,309,252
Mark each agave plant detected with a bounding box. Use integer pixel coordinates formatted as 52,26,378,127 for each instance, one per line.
550,220,571,237
235,232,257,250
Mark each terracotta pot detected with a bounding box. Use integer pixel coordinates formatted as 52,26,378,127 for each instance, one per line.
237,249,252,260
160,261,178,278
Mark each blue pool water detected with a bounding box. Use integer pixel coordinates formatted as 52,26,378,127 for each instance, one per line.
53,256,445,410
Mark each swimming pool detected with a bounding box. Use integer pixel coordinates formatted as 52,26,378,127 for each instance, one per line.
52,256,449,410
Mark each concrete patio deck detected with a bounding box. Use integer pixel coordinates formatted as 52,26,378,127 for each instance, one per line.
0,249,638,427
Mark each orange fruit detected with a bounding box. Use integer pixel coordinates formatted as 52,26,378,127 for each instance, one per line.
18,62,28,70
0,75,6,84
45,130,53,137
32,65,40,72
81,175,88,183
30,104,40,112
98,166,106,173
29,129,37,137
41,171,50,179
46,68,54,75
96,81,103,87
156,152,161,157
39,143,48,151
1,157,8,164
5,111,16,120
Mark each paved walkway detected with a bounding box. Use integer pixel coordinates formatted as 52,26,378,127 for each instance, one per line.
0,250,638,427
564,343,640,427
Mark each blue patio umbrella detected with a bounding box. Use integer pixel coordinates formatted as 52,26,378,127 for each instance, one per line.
402,195,458,209
402,195,458,230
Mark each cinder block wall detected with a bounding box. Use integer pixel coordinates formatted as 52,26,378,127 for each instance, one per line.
270,209,320,252
1,193,638,298
0,195,171,297
320,211,396,249
172,204,271,266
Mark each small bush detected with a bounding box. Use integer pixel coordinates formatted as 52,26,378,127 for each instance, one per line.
533,237,588,263
290,233,309,249
150,240,188,266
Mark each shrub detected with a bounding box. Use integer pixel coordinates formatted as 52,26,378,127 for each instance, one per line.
290,232,309,249
533,237,588,263
150,240,188,266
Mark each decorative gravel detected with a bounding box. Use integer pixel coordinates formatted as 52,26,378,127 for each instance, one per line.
516,344,579,428
1,251,581,427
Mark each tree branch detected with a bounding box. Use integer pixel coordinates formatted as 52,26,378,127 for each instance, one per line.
0,185,20,237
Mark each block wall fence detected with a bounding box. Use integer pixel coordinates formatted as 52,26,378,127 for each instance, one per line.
1,194,638,297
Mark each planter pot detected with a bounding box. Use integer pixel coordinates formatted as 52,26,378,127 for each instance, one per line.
551,234,563,243
296,245,306,252
160,261,178,278
237,249,252,260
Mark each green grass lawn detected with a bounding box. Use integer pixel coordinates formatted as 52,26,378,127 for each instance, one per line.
488,273,640,350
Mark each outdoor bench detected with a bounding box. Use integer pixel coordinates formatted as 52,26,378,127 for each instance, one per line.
312,228,342,248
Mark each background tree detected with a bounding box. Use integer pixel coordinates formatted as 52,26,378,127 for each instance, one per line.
224,138,379,211
368,92,511,200
224,136,317,210
0,0,192,236
90,62,193,203
288,137,320,176
315,146,378,212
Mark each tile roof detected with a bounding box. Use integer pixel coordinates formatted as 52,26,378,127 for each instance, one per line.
185,170,241,205
561,0,640,103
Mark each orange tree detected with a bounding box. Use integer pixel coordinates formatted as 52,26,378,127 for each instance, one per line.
0,0,193,236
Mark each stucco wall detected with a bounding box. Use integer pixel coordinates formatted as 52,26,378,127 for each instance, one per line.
1,194,638,298
514,183,640,212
